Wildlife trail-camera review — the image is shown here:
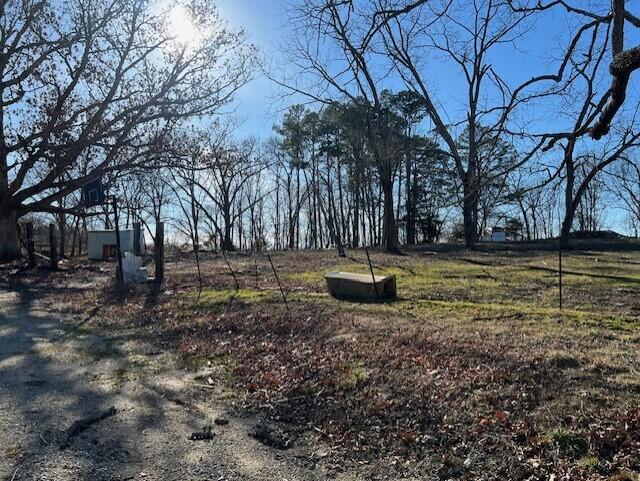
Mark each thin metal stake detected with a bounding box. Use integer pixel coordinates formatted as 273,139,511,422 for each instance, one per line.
364,246,379,300
255,256,259,290
267,254,288,310
112,196,124,287
558,229,563,310
221,248,239,291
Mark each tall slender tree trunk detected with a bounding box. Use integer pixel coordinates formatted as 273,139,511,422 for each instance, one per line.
352,171,361,248
462,173,478,249
406,156,416,245
561,151,575,249
58,212,66,258
337,160,346,242
517,199,532,241
223,207,234,251
382,177,399,253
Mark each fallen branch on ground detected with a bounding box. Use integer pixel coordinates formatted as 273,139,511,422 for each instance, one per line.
59,406,117,450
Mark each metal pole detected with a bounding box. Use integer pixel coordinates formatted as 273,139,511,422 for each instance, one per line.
112,196,124,286
267,254,288,310
221,248,239,291
364,246,379,300
558,225,563,310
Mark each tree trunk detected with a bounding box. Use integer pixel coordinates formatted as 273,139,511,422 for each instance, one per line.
561,155,575,249
223,208,234,251
0,208,20,260
352,176,360,248
58,212,66,258
517,199,532,242
560,212,573,249
462,175,478,249
382,179,399,253
406,156,416,245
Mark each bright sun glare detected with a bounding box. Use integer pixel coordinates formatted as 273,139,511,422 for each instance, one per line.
167,4,201,50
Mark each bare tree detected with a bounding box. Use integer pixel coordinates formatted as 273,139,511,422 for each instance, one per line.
0,0,255,259
196,138,265,251
609,157,640,236
272,1,407,252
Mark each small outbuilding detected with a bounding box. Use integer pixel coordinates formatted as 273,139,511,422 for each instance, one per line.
490,227,507,242
87,229,146,260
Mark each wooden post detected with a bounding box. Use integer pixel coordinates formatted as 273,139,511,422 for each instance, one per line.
26,222,36,268
133,222,142,257
112,197,124,286
155,222,164,284
49,223,58,270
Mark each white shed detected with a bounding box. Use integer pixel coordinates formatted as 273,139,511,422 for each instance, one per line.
490,227,507,242
87,229,146,260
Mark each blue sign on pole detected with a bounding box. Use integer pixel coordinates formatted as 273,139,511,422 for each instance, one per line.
82,179,105,207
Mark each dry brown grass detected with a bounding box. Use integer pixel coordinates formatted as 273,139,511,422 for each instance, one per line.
4,242,640,480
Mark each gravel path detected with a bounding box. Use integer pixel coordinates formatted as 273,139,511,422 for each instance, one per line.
0,289,360,481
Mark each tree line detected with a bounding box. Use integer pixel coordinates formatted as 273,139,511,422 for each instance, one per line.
4,0,640,260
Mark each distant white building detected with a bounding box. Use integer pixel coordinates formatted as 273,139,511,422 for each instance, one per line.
480,227,508,242
490,227,507,242
87,229,146,260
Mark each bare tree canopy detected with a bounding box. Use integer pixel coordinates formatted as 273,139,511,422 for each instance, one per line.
0,0,255,259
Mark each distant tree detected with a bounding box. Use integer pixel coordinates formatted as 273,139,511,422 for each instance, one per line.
274,105,314,249
609,158,640,236
505,218,524,240
456,125,518,238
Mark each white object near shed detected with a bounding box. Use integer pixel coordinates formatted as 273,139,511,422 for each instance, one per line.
87,229,145,260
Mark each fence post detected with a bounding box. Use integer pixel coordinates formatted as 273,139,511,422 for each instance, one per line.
26,222,36,268
49,223,58,270
133,222,142,257
155,222,164,284
112,197,124,286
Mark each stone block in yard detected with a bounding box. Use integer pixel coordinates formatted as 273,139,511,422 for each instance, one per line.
325,271,396,301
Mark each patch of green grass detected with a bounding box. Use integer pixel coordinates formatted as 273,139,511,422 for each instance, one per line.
289,252,640,319
577,456,601,472
179,288,274,313
336,361,368,389
549,428,589,457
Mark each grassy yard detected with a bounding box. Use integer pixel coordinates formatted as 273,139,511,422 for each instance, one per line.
7,241,640,480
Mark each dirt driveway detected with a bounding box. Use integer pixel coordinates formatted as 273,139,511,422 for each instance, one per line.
0,289,363,481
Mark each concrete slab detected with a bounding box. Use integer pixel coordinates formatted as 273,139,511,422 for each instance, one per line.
325,271,396,301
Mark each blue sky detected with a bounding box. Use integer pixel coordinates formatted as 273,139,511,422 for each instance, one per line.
219,0,288,139
217,0,634,233
220,0,577,139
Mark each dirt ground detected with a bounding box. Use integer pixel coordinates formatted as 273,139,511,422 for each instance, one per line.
1,241,640,480
0,290,375,481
